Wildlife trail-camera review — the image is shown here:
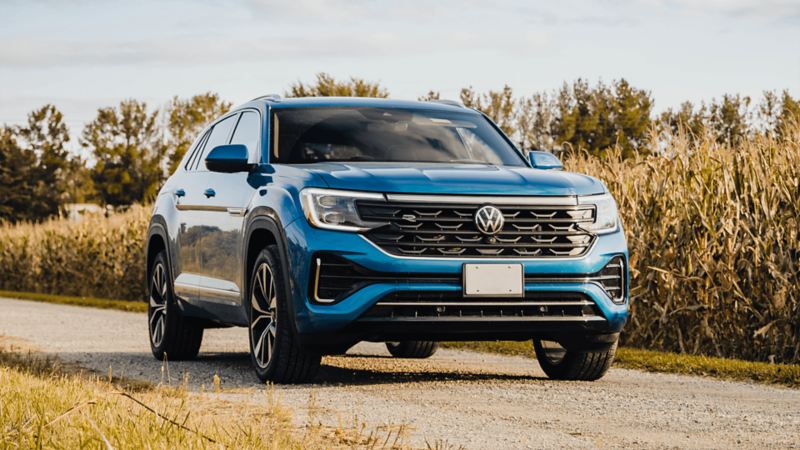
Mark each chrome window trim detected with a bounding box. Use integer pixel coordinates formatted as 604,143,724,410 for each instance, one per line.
385,193,579,206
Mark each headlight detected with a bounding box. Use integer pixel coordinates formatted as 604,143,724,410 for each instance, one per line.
300,188,387,232
578,194,619,234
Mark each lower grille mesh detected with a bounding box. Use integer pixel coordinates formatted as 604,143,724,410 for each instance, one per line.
360,292,602,321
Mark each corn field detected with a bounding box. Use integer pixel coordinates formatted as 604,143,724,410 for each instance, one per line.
0,126,798,362
0,206,150,301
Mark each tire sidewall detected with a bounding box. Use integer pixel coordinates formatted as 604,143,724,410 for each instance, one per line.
148,251,174,359
248,246,291,381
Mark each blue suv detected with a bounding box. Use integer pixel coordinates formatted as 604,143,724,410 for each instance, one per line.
145,96,628,383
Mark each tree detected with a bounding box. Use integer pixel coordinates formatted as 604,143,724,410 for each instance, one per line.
16,104,74,218
0,127,38,222
165,92,231,172
82,99,166,206
418,90,441,101
459,85,516,136
659,101,707,140
552,79,652,158
515,93,556,150
707,94,751,146
776,90,800,139
287,72,389,98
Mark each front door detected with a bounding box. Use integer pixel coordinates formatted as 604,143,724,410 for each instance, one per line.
172,112,239,306
193,110,264,318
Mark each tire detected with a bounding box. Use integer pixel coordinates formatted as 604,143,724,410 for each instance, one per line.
533,338,617,381
148,251,204,361
386,341,439,359
248,245,321,383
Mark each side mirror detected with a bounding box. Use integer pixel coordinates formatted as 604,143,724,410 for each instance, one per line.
205,144,253,173
527,150,563,170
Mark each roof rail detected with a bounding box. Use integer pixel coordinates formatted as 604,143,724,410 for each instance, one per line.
429,99,464,108
252,93,282,102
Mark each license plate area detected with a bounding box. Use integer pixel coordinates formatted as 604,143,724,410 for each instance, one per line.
463,264,524,298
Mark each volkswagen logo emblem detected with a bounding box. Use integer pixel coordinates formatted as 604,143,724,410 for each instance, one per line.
475,205,505,235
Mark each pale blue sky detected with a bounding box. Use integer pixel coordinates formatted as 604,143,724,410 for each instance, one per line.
1,0,798,135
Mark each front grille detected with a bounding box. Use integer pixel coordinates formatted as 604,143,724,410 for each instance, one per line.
357,199,596,258
359,291,604,322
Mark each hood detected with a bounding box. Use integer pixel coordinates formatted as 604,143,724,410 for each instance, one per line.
304,163,605,196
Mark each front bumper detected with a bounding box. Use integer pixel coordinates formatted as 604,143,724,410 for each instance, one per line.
285,217,629,339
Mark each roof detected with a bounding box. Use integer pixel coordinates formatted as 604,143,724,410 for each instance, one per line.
246,96,473,113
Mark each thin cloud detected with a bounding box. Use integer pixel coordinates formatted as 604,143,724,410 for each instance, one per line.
0,30,549,69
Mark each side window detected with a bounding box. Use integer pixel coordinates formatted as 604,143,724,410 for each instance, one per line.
183,130,210,171
230,111,261,163
196,114,238,171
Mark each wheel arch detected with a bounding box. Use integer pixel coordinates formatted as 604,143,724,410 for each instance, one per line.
242,207,295,323
146,216,172,294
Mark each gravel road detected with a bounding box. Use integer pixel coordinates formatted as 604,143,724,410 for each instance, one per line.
1,297,798,449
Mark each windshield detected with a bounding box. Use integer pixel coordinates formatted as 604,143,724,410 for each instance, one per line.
270,107,526,166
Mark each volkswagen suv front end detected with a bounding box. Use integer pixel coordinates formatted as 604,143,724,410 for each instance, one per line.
145,96,628,383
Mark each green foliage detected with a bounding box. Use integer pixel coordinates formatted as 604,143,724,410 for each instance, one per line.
82,99,166,206
707,94,751,145
460,85,516,136
287,72,389,98
18,105,73,217
0,127,38,222
0,105,79,223
777,90,800,138
553,79,653,158
165,92,231,172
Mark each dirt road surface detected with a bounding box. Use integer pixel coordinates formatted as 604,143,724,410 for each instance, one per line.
1,297,798,449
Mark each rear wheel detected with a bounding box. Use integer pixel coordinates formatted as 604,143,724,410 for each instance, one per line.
386,341,439,359
533,338,617,381
148,251,203,360
248,246,321,383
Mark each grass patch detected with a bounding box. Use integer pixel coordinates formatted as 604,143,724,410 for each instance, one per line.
0,290,146,313
0,342,411,449
442,341,800,387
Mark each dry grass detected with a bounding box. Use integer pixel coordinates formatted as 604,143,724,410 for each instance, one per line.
0,124,798,362
0,342,411,449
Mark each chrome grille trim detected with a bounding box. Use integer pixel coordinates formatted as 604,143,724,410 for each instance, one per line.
358,199,597,258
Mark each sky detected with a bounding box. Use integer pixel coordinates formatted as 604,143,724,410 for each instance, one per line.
1,0,798,137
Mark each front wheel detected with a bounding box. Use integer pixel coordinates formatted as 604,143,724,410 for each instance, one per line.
248,246,321,383
533,339,617,381
386,341,439,359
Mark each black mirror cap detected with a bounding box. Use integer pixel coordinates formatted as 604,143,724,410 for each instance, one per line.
527,150,563,170
205,144,254,173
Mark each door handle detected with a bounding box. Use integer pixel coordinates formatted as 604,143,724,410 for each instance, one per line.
175,188,186,197
204,188,216,198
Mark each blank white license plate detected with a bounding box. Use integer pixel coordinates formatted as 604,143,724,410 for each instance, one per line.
463,264,524,298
